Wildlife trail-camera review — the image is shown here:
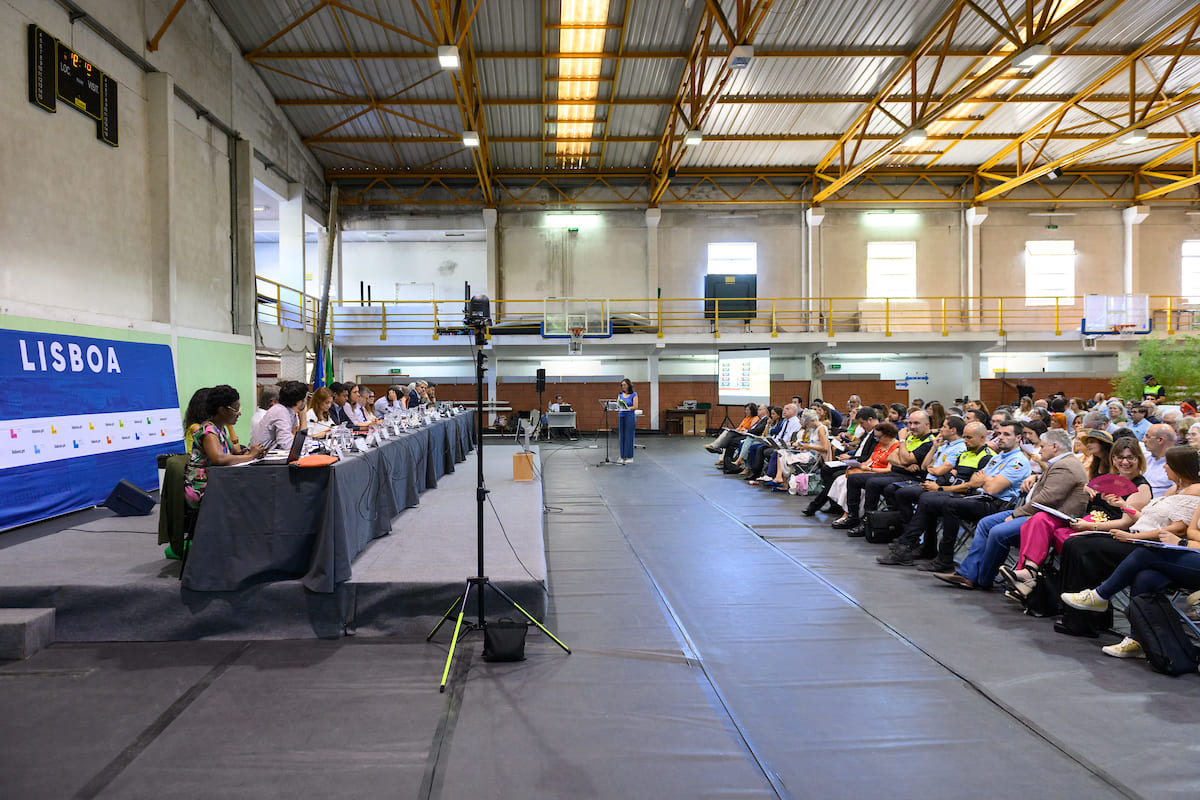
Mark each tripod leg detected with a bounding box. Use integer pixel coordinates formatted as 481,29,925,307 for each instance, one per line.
486,583,571,654
438,587,473,692
427,595,463,640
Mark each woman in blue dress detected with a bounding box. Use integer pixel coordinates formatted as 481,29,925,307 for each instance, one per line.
617,379,639,463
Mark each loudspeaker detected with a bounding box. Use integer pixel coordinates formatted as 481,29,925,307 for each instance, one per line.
103,479,155,516
535,368,546,393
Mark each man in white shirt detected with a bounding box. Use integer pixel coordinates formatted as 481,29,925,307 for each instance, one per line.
1141,423,1178,497
253,380,307,451
251,384,278,434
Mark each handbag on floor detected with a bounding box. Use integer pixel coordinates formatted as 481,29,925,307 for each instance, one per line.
482,617,529,662
1018,561,1062,618
865,510,903,544
1127,594,1200,676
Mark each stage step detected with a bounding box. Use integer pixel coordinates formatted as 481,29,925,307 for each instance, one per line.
0,608,55,659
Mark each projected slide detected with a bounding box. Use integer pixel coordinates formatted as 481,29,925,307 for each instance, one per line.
718,349,771,407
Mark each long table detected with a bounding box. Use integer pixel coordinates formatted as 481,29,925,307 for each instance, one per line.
182,412,475,593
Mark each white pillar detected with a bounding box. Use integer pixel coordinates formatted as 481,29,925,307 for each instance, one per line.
648,352,660,432
965,206,987,327
963,353,981,403
483,208,499,318
646,208,661,317
805,354,822,403
1122,205,1149,295
147,72,175,328
279,183,306,298
805,208,825,330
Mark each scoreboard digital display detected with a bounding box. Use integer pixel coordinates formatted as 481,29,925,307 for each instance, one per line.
27,24,118,147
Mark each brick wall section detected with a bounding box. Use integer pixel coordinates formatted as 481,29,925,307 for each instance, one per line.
981,378,1115,410
817,380,911,410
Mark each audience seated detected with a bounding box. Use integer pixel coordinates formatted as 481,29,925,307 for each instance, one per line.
328,382,351,425
934,427,1081,590
706,403,760,458
833,410,934,537
806,407,879,516
252,384,279,433
376,385,405,417
306,387,335,438
825,422,899,520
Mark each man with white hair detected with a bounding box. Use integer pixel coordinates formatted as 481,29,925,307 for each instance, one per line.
1141,423,1178,497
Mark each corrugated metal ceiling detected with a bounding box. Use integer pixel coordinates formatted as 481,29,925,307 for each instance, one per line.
204,0,1200,198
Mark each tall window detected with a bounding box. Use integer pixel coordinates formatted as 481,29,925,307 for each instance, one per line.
1183,241,1200,302
707,242,757,274
1025,240,1075,305
866,241,916,298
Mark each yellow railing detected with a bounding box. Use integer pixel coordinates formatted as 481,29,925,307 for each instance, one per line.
254,277,1197,341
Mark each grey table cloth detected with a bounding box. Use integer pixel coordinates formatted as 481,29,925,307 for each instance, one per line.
182,413,475,593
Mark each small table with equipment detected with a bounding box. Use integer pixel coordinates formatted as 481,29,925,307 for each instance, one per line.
665,408,708,436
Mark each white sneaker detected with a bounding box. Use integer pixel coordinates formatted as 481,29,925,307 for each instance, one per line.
1101,637,1145,659
1060,588,1109,612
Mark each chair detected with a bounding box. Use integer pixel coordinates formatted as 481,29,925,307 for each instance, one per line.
156,454,199,579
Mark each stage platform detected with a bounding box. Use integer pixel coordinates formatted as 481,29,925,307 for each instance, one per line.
0,444,545,642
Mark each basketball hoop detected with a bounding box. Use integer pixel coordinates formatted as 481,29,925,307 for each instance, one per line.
568,327,584,355
1112,323,1138,340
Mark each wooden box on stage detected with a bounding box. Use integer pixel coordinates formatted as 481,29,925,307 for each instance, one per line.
513,452,534,481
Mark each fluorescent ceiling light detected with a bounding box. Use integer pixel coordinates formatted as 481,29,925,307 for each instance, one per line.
864,211,919,227
545,213,600,229
683,129,704,146
462,130,480,147
902,128,927,146
1014,43,1051,69
253,206,266,212
437,45,460,69
1027,210,1075,217
1119,128,1148,146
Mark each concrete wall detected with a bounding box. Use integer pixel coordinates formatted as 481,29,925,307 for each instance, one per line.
340,241,486,305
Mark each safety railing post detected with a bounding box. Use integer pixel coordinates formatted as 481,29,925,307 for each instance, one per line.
276,283,283,330
827,298,834,337
771,299,778,337
657,296,663,338
380,302,388,341
432,300,440,340
941,298,948,336
1168,295,1175,335
1054,297,1061,336
998,297,1006,337
885,298,892,337
713,299,720,338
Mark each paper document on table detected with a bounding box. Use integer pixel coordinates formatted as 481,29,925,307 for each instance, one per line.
1032,502,1073,521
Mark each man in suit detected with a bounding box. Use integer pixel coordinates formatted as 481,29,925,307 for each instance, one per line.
328,382,351,426
934,427,1087,590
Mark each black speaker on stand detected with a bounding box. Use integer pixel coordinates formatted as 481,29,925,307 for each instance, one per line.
535,368,546,437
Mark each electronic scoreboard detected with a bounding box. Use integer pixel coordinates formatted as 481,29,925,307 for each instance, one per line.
27,24,118,147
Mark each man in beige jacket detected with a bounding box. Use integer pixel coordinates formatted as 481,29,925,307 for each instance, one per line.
935,428,1087,590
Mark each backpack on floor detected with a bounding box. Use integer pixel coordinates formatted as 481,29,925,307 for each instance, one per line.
865,510,903,544
1019,560,1062,618
1127,594,1200,676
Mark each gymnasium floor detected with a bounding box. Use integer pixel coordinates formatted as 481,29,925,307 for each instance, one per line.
2,436,1196,799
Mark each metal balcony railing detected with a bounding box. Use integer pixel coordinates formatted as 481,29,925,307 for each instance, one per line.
254,276,1199,341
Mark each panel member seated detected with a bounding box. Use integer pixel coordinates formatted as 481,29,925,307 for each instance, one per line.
185,385,264,508
328,382,351,426
254,380,307,451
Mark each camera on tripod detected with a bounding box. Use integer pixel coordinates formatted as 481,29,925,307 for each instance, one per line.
463,282,492,329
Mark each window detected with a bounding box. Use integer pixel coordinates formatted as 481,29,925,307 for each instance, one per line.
707,242,757,275
866,241,916,298
1183,241,1200,302
1025,240,1075,305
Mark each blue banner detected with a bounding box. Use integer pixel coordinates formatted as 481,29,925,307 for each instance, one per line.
0,329,184,530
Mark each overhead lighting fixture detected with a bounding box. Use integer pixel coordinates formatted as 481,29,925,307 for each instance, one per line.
902,128,927,146
1027,210,1076,217
253,206,266,212
1119,128,1149,146
1045,168,1062,181
1014,43,1051,69
864,211,919,227
683,129,704,146
729,44,754,69
462,130,480,147
437,45,460,70
545,213,600,229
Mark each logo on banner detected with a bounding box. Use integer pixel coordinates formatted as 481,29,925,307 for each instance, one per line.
19,338,122,374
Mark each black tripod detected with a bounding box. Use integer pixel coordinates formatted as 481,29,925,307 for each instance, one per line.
596,398,624,466
428,329,570,692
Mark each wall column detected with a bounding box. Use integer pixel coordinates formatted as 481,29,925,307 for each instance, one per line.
646,208,661,316
965,206,987,327
483,208,499,318
805,208,825,330
278,182,306,300
1122,205,1149,294
147,72,175,329
963,353,981,403
232,139,256,336
648,352,660,432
